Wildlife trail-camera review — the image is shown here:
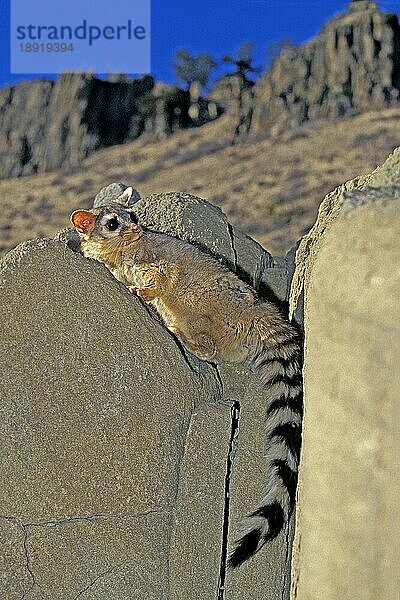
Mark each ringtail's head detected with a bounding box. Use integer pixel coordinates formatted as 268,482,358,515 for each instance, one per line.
70,187,143,245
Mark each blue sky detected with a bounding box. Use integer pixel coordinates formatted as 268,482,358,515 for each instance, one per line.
0,0,399,88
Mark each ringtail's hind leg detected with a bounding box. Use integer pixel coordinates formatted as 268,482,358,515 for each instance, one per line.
169,326,217,361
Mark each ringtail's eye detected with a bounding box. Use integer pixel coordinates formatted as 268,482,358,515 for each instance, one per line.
106,217,119,231
130,212,138,224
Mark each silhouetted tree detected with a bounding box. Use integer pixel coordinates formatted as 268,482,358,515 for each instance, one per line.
223,42,258,79
222,43,259,139
173,49,216,93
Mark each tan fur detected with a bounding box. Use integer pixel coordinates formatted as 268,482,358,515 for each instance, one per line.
81,227,292,364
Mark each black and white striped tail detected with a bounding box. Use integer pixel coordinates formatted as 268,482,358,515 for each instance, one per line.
228,332,303,569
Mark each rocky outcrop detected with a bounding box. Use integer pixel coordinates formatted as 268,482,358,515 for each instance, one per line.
251,0,400,134
0,74,223,177
290,148,400,598
0,192,299,599
210,73,254,138
135,83,222,141
1,1,399,175
0,72,154,178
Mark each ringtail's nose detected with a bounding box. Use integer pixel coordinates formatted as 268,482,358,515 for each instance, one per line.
129,223,142,234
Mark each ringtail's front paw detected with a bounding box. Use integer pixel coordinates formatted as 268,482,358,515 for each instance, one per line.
137,288,157,302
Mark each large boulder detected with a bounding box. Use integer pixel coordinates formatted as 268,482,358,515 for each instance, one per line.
0,193,298,598
290,149,400,598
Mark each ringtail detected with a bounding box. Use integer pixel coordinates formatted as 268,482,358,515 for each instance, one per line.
70,187,303,568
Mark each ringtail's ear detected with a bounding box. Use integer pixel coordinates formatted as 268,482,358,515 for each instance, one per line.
70,210,97,235
117,186,134,205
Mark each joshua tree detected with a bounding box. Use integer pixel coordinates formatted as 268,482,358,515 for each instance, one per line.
173,49,216,96
223,42,257,79
173,49,217,122
223,43,258,139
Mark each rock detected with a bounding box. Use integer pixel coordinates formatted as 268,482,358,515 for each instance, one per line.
0,72,223,179
290,148,400,598
54,226,81,253
289,146,400,319
251,0,400,134
0,238,218,599
0,79,53,177
93,182,141,208
136,85,220,141
210,73,254,138
0,195,298,598
0,73,154,178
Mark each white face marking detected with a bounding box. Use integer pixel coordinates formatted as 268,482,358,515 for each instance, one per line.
100,213,120,228
100,213,118,225
97,213,123,237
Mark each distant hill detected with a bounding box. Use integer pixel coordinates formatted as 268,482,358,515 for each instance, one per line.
0,74,155,178
0,0,399,179
251,0,400,134
1,107,399,257
1,0,399,259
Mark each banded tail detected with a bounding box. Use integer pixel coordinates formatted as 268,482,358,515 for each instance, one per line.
228,320,303,569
